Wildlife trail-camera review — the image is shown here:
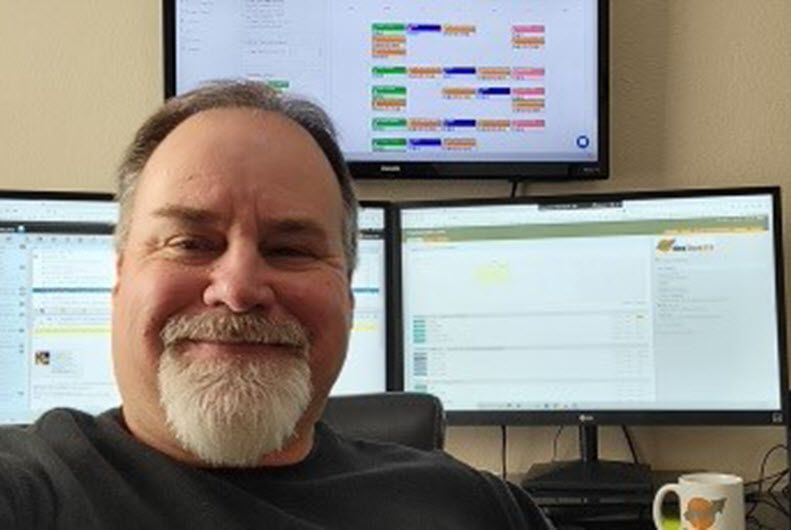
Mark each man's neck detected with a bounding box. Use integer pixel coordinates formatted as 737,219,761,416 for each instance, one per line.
119,406,316,468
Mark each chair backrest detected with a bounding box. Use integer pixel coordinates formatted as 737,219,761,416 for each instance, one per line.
320,392,446,451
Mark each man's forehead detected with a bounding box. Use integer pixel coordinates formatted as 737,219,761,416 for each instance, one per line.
147,110,300,166
150,203,334,236
135,109,340,203
162,107,297,145
129,106,345,242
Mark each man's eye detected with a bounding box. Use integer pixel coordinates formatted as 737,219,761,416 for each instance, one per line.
266,247,319,265
169,237,217,252
271,247,312,257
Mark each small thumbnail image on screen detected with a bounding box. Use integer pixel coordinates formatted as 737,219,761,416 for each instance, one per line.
34,350,51,366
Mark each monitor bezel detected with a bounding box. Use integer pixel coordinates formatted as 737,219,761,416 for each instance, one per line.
162,0,610,181
394,186,788,426
0,189,116,233
0,189,115,203
356,200,398,392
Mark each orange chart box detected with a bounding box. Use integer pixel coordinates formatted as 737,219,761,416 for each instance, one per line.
372,99,406,111
408,119,442,131
443,24,476,35
477,119,511,131
478,67,511,80
409,67,443,78
513,36,546,48
443,138,477,150
442,87,476,99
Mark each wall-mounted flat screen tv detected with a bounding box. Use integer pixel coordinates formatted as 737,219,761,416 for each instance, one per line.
164,0,608,180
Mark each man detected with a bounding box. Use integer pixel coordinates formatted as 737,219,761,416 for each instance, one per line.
0,81,554,529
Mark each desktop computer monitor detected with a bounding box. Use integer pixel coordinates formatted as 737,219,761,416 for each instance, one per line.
0,191,119,424
333,202,392,395
0,193,391,424
397,187,787,489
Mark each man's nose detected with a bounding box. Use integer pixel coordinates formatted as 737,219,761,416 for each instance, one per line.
202,244,276,313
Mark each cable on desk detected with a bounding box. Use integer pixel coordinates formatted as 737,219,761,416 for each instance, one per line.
746,514,777,530
509,180,520,198
551,426,564,461
500,425,508,481
747,468,789,519
745,469,788,489
746,496,789,530
621,425,640,464
745,443,789,521
766,468,789,517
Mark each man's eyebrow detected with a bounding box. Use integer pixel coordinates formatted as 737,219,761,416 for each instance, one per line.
267,218,330,239
151,206,332,238
151,205,222,225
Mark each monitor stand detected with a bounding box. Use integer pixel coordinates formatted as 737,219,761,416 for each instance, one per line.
521,425,652,495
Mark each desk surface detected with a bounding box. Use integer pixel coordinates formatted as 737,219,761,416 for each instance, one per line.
548,499,789,529
554,501,788,529
512,471,789,530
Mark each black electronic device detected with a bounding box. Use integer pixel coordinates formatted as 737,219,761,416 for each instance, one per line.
164,0,609,181
396,187,788,492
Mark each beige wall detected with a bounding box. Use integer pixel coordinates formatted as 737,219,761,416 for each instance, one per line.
1,1,789,480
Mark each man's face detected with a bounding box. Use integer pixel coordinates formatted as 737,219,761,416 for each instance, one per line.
111,108,353,465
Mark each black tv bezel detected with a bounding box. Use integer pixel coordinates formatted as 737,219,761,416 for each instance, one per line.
162,0,609,181
394,186,789,426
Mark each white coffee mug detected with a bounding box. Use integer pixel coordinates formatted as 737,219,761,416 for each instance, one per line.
652,472,744,530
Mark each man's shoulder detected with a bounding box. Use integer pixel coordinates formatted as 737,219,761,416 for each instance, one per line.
0,409,115,529
0,407,126,470
315,419,463,470
0,408,86,441
315,420,505,487
313,423,555,529
0,408,113,441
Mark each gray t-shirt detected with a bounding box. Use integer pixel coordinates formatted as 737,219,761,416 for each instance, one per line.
0,408,555,529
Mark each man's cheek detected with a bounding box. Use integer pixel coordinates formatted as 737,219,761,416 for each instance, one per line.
117,279,171,346
297,277,352,317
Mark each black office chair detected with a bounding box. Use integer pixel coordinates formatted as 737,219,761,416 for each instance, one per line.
320,392,446,451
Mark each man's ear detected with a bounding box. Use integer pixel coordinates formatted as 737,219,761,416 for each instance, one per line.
112,251,124,296
347,287,355,329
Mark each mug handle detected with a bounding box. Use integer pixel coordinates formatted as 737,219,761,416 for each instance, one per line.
652,483,680,530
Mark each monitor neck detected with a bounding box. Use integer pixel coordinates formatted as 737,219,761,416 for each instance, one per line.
521,425,652,495
580,424,599,463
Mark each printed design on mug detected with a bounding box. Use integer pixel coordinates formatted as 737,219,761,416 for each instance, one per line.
683,497,726,530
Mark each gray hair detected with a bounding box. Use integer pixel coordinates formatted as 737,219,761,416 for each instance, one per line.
114,80,358,274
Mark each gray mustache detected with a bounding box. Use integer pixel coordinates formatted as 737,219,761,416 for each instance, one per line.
160,313,309,353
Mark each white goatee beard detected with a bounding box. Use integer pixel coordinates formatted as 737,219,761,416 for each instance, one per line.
157,313,312,467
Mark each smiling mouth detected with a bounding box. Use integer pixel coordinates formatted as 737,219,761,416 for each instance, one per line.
178,340,304,358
